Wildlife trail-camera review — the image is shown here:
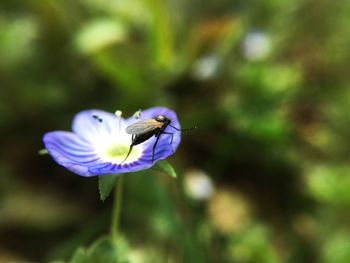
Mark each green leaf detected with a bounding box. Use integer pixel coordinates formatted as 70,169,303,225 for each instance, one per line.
152,160,177,178
98,174,121,201
69,237,129,263
38,148,48,155
69,247,89,263
75,18,127,54
88,238,119,263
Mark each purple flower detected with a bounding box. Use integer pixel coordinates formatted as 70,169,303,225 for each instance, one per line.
43,107,181,177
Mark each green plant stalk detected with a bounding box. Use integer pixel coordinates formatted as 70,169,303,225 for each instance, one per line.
111,175,124,241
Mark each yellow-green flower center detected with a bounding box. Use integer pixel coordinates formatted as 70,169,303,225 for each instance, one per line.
106,144,129,157
101,143,142,164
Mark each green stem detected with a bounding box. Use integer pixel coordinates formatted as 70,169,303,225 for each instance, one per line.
111,175,124,240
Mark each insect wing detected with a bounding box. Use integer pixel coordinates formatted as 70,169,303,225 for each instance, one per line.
126,119,162,135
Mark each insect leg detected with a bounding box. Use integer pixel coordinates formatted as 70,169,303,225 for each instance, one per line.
152,135,162,163
121,135,135,164
161,132,174,144
161,131,174,153
121,145,133,164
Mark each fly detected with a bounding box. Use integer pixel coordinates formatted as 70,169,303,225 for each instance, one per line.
122,114,195,163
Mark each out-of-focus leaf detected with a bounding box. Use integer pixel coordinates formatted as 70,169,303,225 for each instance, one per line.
69,237,129,263
69,247,89,263
0,190,86,229
146,0,182,71
236,64,301,95
0,17,37,67
98,174,121,201
75,18,127,54
152,160,177,178
82,0,150,23
323,233,350,263
307,165,350,205
88,238,119,263
228,224,279,263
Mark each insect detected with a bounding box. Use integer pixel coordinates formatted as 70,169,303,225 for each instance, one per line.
122,115,195,163
92,114,103,123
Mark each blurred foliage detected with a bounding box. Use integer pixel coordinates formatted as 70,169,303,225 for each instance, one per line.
1,0,350,262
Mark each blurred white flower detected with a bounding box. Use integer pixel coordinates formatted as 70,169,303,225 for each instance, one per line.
184,169,215,200
242,31,271,61
192,55,220,80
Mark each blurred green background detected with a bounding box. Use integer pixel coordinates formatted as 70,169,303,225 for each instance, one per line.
1,0,350,262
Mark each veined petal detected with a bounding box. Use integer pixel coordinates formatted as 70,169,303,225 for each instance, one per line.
43,131,101,176
72,109,127,143
88,160,154,175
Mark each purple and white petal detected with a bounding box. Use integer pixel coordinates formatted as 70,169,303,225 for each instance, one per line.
88,160,154,175
72,110,127,143
43,131,101,176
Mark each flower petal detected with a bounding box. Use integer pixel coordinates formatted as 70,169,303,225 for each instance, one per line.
88,160,154,175
43,131,102,177
72,109,127,143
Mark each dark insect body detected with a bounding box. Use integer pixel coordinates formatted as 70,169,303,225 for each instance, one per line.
122,115,194,163
92,114,103,123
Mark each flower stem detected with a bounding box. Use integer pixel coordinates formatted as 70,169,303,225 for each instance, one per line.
111,175,124,241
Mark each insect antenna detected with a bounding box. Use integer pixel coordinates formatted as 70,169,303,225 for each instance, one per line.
168,124,197,132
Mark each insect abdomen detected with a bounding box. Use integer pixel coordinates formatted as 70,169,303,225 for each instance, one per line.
131,129,159,146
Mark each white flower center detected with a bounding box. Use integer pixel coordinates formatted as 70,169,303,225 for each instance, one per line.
92,112,143,164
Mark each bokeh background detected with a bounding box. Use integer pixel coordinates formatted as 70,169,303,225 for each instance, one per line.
1,0,350,262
